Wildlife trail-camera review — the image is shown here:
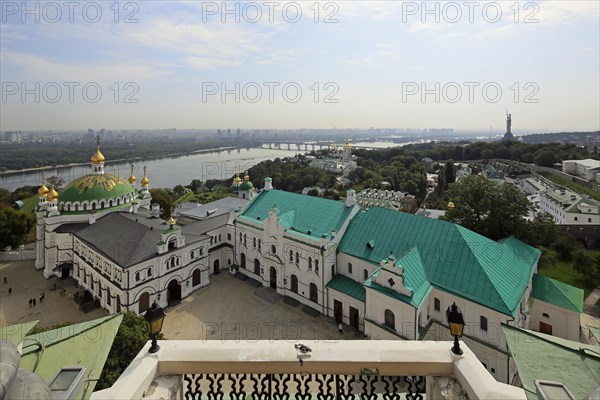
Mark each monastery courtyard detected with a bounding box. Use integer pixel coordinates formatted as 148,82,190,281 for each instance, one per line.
0,260,357,341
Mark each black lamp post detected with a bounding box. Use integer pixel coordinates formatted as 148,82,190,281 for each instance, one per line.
144,301,165,354
446,302,465,355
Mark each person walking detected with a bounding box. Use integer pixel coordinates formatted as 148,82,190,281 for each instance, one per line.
8,288,12,294
33,298,36,306
29,298,32,308
3,277,7,284
338,322,343,334
39,293,44,304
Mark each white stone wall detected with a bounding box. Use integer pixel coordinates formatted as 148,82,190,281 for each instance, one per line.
327,289,365,331
529,299,581,341
365,288,417,339
336,253,378,283
235,218,331,313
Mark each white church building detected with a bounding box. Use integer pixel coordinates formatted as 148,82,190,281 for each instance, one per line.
34,141,583,386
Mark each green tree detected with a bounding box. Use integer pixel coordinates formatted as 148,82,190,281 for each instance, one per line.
444,160,456,186
172,185,186,199
443,176,530,240
149,188,173,219
523,212,559,247
0,208,35,249
189,179,203,193
96,312,165,390
533,149,559,167
307,188,320,197
553,234,582,260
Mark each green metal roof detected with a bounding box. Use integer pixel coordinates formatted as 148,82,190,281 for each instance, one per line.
239,190,354,240
0,320,38,346
531,274,584,313
58,174,136,203
502,324,600,400
327,274,366,301
19,314,123,400
364,247,432,308
239,181,254,190
339,207,540,316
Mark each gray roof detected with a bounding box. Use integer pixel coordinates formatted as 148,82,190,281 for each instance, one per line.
54,223,88,234
178,197,249,220
74,212,226,268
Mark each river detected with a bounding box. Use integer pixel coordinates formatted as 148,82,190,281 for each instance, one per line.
0,147,300,192
0,140,420,192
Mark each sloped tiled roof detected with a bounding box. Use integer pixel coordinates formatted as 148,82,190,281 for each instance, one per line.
327,274,365,301
502,324,599,400
238,190,354,240
0,320,38,346
531,274,584,313
178,197,249,220
20,314,123,400
75,212,220,268
339,207,540,316
364,247,432,307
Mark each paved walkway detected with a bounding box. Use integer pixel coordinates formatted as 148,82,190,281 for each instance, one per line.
1,261,356,341
0,260,107,328
581,286,600,344
162,273,359,341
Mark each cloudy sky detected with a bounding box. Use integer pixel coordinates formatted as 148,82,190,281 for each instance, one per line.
1,1,598,132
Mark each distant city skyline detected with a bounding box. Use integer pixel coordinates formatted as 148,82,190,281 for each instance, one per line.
1,1,598,132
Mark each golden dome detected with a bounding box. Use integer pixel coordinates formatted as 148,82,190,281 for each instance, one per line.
47,185,58,201
91,148,105,164
447,201,455,210
344,138,351,148
141,166,149,187
168,207,175,226
91,136,105,164
38,182,49,196
128,165,136,184
243,171,250,181
233,173,242,184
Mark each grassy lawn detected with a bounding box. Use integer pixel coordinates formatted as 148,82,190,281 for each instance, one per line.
537,248,599,297
539,172,600,201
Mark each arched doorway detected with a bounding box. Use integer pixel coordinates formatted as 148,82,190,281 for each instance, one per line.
241,253,246,269
167,279,182,306
290,274,298,293
309,283,318,303
116,295,121,313
192,269,201,286
254,259,260,275
59,263,71,279
138,292,150,314
269,266,277,289
214,259,220,275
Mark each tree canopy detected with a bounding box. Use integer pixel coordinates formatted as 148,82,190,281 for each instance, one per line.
442,175,531,240
96,311,164,390
0,208,35,249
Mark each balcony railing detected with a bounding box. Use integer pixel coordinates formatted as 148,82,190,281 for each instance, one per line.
91,341,526,400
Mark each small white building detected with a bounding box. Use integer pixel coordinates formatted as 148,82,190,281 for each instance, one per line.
538,187,600,225
529,274,583,342
562,159,600,183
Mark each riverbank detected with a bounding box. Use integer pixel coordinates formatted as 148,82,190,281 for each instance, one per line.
0,146,241,176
